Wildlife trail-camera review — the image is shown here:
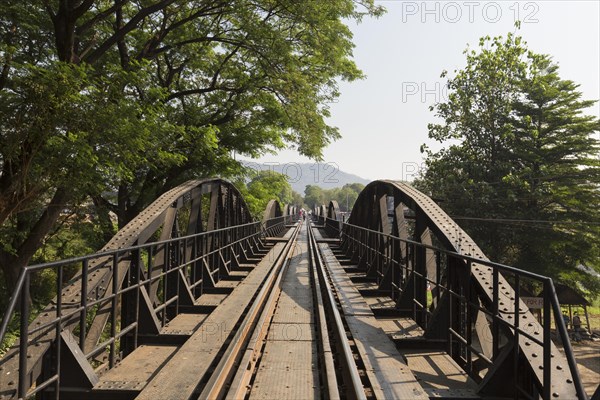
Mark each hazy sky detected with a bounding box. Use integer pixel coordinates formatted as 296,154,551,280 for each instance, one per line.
244,1,600,184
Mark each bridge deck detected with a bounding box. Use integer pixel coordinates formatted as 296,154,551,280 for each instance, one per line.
134,242,287,400
4,219,583,399
249,223,320,399
1,179,587,400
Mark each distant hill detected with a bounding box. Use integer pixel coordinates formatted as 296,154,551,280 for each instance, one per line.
243,162,370,193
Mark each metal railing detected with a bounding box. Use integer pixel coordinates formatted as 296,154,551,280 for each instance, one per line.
315,215,586,400
0,215,293,399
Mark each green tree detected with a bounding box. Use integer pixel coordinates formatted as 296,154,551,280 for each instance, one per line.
303,183,364,211
291,191,305,209
334,183,364,211
304,185,326,209
240,170,293,218
418,33,600,294
0,0,384,293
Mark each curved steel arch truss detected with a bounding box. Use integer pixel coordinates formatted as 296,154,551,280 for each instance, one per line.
0,179,290,399
283,204,298,221
338,180,583,399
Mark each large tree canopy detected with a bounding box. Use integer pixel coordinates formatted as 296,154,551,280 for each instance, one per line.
418,33,600,295
0,0,383,293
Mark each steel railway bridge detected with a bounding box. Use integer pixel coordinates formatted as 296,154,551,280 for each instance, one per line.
0,179,592,399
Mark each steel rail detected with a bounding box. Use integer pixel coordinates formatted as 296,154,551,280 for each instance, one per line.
223,223,303,399
307,219,367,400
200,219,366,400
307,220,340,400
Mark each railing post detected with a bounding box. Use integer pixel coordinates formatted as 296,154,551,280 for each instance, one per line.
465,260,472,374
18,272,30,399
163,241,170,322
147,246,154,295
543,279,551,400
513,273,520,398
447,254,453,358
55,265,63,397
492,268,499,360
80,259,89,352
110,253,119,369
133,249,141,350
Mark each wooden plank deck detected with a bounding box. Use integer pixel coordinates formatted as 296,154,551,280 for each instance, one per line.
159,313,208,336
378,317,425,339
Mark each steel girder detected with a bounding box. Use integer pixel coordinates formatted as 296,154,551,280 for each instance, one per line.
339,180,582,399
0,179,274,399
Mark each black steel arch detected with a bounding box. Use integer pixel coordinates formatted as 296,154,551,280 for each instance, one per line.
327,200,341,221
263,199,293,237
340,180,583,399
283,204,297,220
0,179,283,399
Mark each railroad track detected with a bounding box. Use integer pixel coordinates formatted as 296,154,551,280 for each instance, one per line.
196,219,372,399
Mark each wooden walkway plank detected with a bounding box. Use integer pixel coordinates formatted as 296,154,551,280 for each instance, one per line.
378,317,425,339
159,313,208,336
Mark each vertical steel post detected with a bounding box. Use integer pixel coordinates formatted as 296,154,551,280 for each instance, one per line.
18,272,30,398
80,259,89,352
465,261,472,374
55,265,63,400
492,268,499,359
133,249,141,350
447,254,453,358
110,253,119,368
543,280,551,400
513,273,520,399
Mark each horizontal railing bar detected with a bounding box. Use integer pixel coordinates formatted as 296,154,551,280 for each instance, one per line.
336,219,553,281
25,374,59,397
20,219,274,274
84,323,138,359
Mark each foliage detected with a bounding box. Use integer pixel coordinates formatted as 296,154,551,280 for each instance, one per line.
304,183,364,211
0,208,104,311
0,0,384,296
304,185,326,209
417,32,600,295
237,170,297,219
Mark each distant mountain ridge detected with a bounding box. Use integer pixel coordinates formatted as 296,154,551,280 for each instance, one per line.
243,161,370,193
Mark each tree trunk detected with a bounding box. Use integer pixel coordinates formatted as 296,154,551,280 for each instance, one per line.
0,188,70,295
91,195,117,243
